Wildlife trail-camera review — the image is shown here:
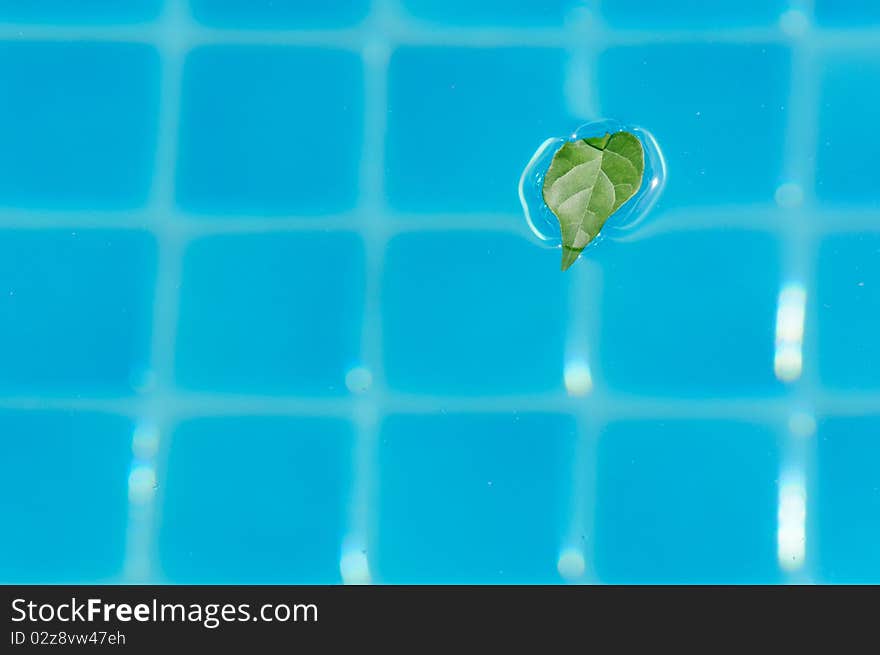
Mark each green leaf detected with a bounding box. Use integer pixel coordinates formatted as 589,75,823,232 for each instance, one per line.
542,131,644,270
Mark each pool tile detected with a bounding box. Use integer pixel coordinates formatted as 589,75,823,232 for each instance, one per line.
176,46,362,215
386,47,572,213
595,419,781,583
0,231,156,394
597,230,781,396
159,416,353,583
383,232,566,394
175,233,364,394
401,0,571,25
599,44,789,207
815,0,880,26
817,234,880,389
602,0,786,28
0,0,161,23
0,42,159,209
375,413,576,583
0,412,131,582
816,416,880,582
816,56,880,207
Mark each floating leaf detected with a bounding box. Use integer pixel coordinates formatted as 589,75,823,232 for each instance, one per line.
542,131,644,270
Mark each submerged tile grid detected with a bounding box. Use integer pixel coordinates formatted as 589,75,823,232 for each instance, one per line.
0,1,877,583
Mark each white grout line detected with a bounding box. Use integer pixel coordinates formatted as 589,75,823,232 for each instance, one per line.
557,0,606,585
561,259,605,585
1,389,878,418
339,0,395,585
121,0,189,584
3,18,880,50
0,204,877,241
774,0,819,583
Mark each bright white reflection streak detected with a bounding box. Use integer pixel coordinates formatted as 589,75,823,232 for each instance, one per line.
774,283,806,382
340,543,372,585
557,547,586,581
564,359,593,397
778,471,807,571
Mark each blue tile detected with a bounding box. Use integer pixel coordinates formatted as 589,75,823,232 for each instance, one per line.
599,44,789,207
0,412,131,582
191,0,368,27
0,231,156,394
176,46,362,215
375,413,576,583
597,230,781,396
815,0,880,26
0,0,160,23
402,0,571,25
175,233,364,394
817,235,880,389
383,232,566,394
816,416,880,583
0,43,159,209
387,47,572,213
159,416,353,583
602,0,786,28
595,419,780,583
816,56,880,207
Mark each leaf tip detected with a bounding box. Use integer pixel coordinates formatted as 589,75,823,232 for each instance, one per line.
561,247,581,271
584,132,612,150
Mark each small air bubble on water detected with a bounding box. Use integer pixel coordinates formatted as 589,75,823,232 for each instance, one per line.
788,411,816,438
557,548,586,580
518,119,667,255
128,465,157,504
779,9,809,37
345,366,373,394
775,182,804,208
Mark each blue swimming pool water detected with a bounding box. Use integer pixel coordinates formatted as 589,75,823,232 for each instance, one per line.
0,0,878,584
